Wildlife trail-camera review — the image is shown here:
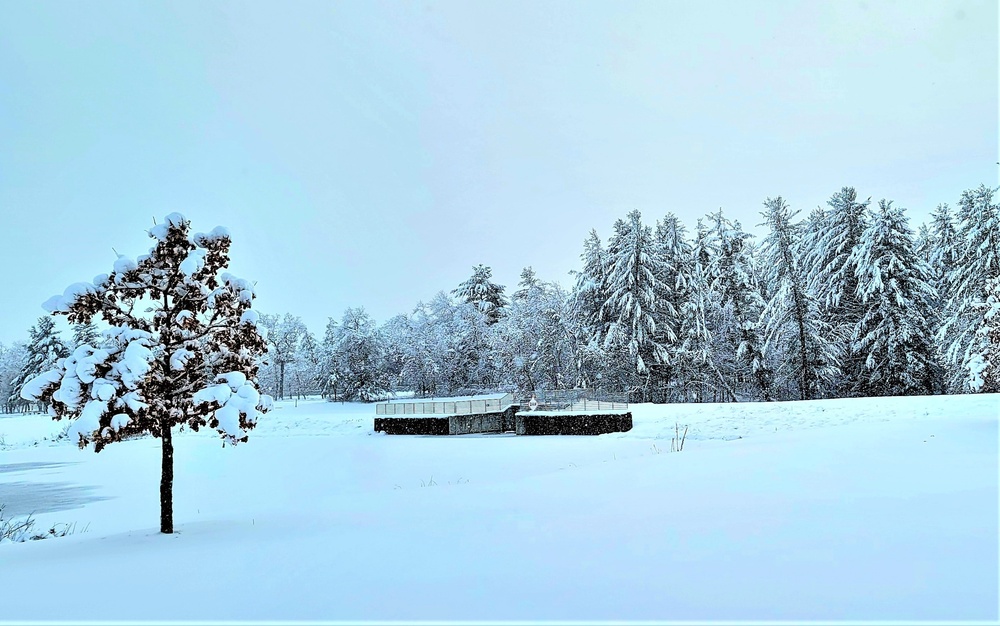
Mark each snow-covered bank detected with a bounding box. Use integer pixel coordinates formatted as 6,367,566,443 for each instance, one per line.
0,394,996,621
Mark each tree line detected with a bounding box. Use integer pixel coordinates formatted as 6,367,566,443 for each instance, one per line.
3,183,998,409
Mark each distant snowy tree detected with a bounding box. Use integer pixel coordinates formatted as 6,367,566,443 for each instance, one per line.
396,302,442,397
8,316,69,413
20,213,271,534
808,187,871,394
452,265,508,325
0,342,29,414
572,230,610,345
759,197,840,400
851,200,940,396
708,210,773,401
379,314,410,393
650,213,690,400
259,313,308,400
330,307,389,401
964,276,1000,393
71,321,100,349
673,219,727,402
512,266,542,302
602,210,671,399
286,329,321,399
491,270,574,392
941,185,1000,391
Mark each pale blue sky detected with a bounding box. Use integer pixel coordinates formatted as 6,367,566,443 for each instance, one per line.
1,0,996,342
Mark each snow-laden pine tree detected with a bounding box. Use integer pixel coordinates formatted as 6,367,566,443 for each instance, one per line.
395,303,440,397
71,321,100,349
940,185,1000,392
807,187,870,394
20,213,271,534
9,316,69,413
850,200,940,396
330,307,389,401
490,269,574,392
452,265,508,325
922,204,962,390
651,213,690,400
673,218,727,401
759,197,841,400
571,229,610,347
707,210,773,401
602,210,671,399
0,342,29,414
964,276,1000,393
378,314,410,394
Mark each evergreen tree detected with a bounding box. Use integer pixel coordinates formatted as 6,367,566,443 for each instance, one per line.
71,321,100,348
512,266,542,302
941,185,1000,391
331,307,389,401
673,219,726,401
851,200,940,396
0,342,29,414
9,316,69,411
924,203,962,390
807,186,871,394
572,230,609,340
759,197,840,400
602,210,670,399
708,210,773,401
964,276,1000,393
491,272,574,392
651,213,691,400
21,213,271,534
452,265,507,325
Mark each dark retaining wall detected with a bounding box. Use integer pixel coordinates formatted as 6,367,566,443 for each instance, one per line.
375,406,632,436
373,417,449,435
516,412,633,436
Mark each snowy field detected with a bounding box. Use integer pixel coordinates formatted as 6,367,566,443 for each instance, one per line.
0,394,997,621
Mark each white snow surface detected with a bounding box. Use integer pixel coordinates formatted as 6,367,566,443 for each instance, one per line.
0,393,996,622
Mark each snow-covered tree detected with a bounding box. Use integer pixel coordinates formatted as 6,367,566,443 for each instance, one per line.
572,229,610,345
759,197,840,400
851,200,940,396
964,276,1000,393
330,307,389,401
378,314,409,393
672,218,724,402
708,210,773,401
259,313,308,400
807,186,871,394
71,321,100,349
395,303,439,397
20,213,271,534
602,210,671,399
0,342,29,414
8,316,69,413
941,185,1000,391
452,264,508,325
490,269,574,392
286,329,321,399
649,213,692,400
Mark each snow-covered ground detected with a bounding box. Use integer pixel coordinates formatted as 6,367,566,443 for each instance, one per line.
0,394,997,621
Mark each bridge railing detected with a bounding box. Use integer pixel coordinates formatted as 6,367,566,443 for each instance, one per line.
376,393,514,416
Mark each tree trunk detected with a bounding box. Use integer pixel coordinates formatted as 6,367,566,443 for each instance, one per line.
279,362,286,400
160,418,174,534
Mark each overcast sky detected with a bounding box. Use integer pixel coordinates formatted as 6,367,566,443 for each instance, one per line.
0,0,996,343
